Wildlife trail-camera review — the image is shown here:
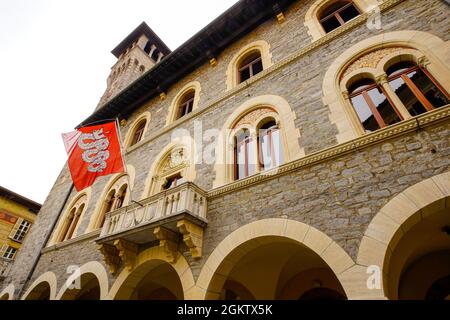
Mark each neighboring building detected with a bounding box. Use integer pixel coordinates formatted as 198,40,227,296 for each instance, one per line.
1,0,450,301
0,186,41,285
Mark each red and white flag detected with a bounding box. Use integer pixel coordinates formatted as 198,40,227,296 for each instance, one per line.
62,121,125,191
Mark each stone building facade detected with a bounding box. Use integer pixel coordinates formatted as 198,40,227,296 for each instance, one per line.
1,0,449,300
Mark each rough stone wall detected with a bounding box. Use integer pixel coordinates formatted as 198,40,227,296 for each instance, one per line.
4,0,450,295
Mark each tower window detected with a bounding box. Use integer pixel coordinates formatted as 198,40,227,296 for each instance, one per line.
320,1,360,33
151,49,160,62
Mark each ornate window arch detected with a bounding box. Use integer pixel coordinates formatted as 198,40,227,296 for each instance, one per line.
143,142,197,197
226,40,273,91
166,81,201,125
124,112,151,148
323,31,450,143
88,167,135,232
49,190,90,245
214,95,303,187
304,0,379,41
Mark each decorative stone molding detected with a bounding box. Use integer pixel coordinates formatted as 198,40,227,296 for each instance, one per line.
153,227,179,263
209,105,450,198
107,246,195,300
123,0,407,158
98,243,121,274
166,81,201,126
88,165,135,233
304,0,381,42
357,172,450,299
342,47,404,80
114,239,138,271
48,189,91,246
323,30,450,143
21,272,58,300
226,40,273,91
213,95,304,188
123,111,151,149
177,219,204,259
142,142,197,197
195,218,357,299
0,284,15,300
56,261,109,300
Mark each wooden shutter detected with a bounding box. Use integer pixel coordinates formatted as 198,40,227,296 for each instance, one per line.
8,218,23,240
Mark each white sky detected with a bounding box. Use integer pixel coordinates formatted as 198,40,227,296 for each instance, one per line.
0,0,238,204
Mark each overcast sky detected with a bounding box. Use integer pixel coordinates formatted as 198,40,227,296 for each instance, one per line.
0,0,238,204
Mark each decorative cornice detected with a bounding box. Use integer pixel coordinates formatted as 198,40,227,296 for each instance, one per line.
208,105,450,198
41,230,101,253
125,0,406,156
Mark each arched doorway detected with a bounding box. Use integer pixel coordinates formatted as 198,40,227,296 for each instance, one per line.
24,282,51,300
197,219,353,300
386,203,450,300
357,172,450,300
113,260,183,300
214,237,347,300
59,273,101,300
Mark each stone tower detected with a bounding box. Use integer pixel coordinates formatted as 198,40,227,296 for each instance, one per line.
97,22,171,108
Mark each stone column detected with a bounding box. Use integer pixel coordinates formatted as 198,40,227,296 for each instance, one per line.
375,73,411,120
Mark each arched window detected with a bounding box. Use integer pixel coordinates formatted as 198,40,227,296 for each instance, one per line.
238,51,263,83
319,1,360,33
348,78,402,132
94,175,129,230
58,199,86,243
234,129,256,180
386,61,450,115
258,119,283,170
145,145,196,196
231,109,285,181
177,91,195,119
129,120,146,147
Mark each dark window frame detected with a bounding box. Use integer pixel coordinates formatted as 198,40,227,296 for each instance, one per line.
349,80,403,129
130,120,146,146
319,1,361,33
238,54,263,83
387,65,450,112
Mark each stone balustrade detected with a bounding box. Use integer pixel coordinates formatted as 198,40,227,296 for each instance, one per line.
99,182,207,238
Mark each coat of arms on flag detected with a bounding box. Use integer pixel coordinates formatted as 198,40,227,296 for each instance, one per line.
62,121,125,191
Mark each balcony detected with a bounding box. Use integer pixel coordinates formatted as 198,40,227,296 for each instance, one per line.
96,182,207,273
0,257,12,280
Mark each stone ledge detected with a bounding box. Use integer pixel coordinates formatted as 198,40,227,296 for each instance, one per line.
208,105,450,198
41,230,101,254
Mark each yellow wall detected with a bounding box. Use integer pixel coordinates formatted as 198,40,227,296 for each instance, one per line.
0,195,37,253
